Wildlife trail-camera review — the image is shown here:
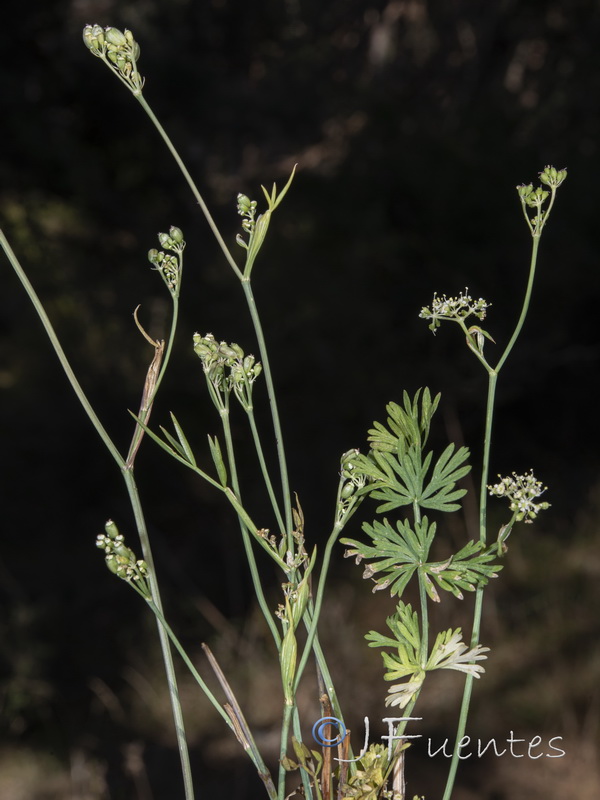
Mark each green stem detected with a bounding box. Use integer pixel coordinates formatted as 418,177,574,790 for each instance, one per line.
442,228,541,800
442,367,496,800
440,595,482,800
145,600,233,730
133,91,294,552
242,279,294,550
412,501,429,667
291,709,314,800
247,408,287,538
293,521,342,695
134,94,243,281
0,231,196,800
417,569,429,667
123,470,196,800
278,702,295,799
0,230,123,469
219,404,281,646
494,235,541,375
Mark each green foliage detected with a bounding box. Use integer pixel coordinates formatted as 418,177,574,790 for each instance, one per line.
339,744,393,799
342,517,501,601
341,387,500,602
343,516,435,597
366,388,440,454
353,442,470,514
366,602,489,709
342,387,501,713
162,412,197,467
351,389,470,514
366,602,423,677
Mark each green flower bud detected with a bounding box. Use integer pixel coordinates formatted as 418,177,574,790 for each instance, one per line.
280,626,297,705
517,183,533,199
237,194,252,215
340,448,360,478
290,576,310,629
219,343,243,360
82,25,94,49
116,549,134,564
341,481,356,500
106,555,120,575
169,226,184,244
104,27,127,47
83,24,106,53
105,519,120,539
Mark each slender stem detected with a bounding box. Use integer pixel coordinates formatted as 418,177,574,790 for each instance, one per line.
241,279,294,552
440,594,482,800
294,521,342,694
134,94,243,281
278,702,295,799
292,709,314,800
152,292,180,401
0,232,196,800
149,592,279,800
478,372,498,546
219,404,281,646
122,469,196,800
309,632,344,722
0,230,123,469
494,235,541,374
247,408,287,537
145,596,232,731
292,486,361,773
417,571,429,666
441,367,496,800
442,226,541,800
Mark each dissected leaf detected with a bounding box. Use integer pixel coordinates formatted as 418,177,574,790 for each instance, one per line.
353,440,470,516
341,517,436,597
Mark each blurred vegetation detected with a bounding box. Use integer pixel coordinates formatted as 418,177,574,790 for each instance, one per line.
1,1,599,798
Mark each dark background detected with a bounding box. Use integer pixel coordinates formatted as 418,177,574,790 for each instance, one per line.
1,1,599,798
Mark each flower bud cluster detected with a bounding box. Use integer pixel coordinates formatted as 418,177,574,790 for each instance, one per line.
193,333,262,408
517,183,549,209
516,165,566,237
488,470,550,523
337,449,366,522
148,227,185,296
82,25,144,92
539,165,567,190
419,289,490,334
96,520,150,596
236,193,258,250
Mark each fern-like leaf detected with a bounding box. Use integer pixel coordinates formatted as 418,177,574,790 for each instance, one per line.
341,517,436,596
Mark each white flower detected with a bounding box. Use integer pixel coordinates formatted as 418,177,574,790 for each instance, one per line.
488,470,550,523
